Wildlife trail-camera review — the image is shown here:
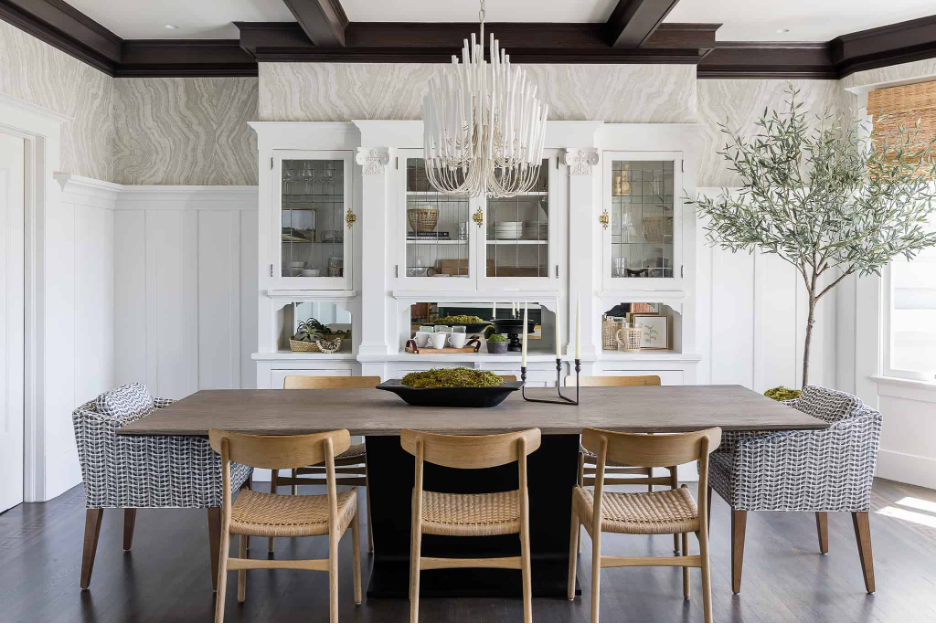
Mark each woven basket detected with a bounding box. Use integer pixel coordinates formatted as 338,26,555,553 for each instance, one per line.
408,207,439,233
289,335,343,353
642,216,673,243
602,318,623,350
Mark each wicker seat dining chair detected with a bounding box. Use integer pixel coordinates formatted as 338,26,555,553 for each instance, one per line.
568,375,682,554
271,375,380,555
72,382,252,590
707,385,883,594
209,428,362,624
569,426,722,624
403,428,542,624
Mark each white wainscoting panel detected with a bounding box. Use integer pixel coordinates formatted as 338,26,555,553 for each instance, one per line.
49,175,118,499
114,186,258,399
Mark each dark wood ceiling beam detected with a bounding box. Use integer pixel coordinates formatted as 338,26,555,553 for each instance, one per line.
605,0,681,48
698,42,835,79
832,15,936,77
0,0,120,74
281,0,347,47
117,41,257,77
235,21,718,63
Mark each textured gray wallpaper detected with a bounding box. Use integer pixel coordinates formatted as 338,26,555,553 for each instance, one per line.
113,77,258,185
259,63,698,123
0,20,115,181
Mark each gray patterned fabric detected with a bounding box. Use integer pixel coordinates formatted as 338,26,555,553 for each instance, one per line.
73,384,251,509
709,386,882,513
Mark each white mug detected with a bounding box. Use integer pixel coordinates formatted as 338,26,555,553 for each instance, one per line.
448,332,468,348
429,333,447,349
414,331,432,348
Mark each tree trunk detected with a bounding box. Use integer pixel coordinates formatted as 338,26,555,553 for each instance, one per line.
802,293,817,389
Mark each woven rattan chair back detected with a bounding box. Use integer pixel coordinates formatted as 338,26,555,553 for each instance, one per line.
401,429,542,470
283,375,381,389
582,427,721,469
567,374,661,387
209,429,351,471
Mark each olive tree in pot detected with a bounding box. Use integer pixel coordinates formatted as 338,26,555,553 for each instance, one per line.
690,86,936,388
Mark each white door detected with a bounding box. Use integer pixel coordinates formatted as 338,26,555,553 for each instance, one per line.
0,132,25,513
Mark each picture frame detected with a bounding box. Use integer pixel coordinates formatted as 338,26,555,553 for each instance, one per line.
631,314,669,350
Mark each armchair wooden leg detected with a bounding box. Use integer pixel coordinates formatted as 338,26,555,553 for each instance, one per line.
671,467,680,553
290,468,298,496
590,528,601,623
567,509,579,601
351,507,363,605
80,509,104,589
698,528,713,624
576,452,584,554
214,525,230,623
237,535,247,603
682,532,691,599
208,507,222,592
409,507,422,623
852,511,875,593
731,509,747,594
268,470,278,553
123,508,137,551
816,512,829,554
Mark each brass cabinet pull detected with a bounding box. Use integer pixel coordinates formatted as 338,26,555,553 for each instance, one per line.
599,209,609,230
473,207,484,228
346,207,357,227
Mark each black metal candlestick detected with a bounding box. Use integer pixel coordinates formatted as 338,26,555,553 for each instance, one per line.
521,358,581,405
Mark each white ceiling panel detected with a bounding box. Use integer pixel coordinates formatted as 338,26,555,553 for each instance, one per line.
340,0,618,23
665,0,936,42
66,0,295,39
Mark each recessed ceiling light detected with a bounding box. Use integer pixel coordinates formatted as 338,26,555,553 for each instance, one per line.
164,24,178,30
776,28,790,33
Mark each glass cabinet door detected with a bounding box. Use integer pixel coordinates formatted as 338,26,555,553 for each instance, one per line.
397,151,475,288
478,151,559,288
603,152,682,290
275,150,353,289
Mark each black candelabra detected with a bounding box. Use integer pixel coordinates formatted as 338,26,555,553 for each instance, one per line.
521,358,581,405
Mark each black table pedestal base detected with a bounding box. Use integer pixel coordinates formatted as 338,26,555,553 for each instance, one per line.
364,434,581,599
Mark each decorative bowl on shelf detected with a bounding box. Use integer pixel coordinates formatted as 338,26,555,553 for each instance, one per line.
376,380,522,408
407,204,439,233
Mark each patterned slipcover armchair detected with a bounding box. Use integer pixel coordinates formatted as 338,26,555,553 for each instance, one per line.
72,382,252,590
707,385,882,594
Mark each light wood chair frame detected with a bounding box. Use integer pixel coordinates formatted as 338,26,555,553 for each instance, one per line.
569,375,683,554
402,428,542,624
271,375,380,555
210,428,362,624
569,426,722,623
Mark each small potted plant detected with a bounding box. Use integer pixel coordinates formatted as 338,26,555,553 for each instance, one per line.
486,332,508,354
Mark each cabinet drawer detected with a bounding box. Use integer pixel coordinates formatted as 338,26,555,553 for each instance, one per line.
597,370,684,385
270,369,352,389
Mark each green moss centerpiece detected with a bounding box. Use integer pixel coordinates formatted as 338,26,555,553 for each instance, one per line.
378,367,520,408
402,368,503,389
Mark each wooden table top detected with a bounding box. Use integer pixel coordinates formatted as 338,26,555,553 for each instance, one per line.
119,385,827,437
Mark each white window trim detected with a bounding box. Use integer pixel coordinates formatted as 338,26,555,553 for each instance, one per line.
882,251,936,383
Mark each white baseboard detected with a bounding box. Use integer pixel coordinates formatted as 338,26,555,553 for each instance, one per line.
877,449,936,490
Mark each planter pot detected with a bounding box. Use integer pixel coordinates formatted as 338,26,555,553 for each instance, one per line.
486,340,508,354
377,379,522,408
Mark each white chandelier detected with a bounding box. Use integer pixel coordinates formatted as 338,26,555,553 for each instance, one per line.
422,0,548,198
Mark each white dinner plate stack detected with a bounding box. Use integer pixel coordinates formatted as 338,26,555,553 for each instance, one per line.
492,221,523,240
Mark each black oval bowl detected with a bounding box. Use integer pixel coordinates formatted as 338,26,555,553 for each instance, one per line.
376,380,522,408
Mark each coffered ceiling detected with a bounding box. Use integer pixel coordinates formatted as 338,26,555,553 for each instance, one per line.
63,0,936,41
2,0,935,79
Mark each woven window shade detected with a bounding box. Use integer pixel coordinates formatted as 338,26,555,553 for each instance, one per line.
868,81,936,178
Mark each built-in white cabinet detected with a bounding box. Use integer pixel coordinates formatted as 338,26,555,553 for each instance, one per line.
272,150,355,291
393,149,563,290
250,121,703,387
601,152,683,291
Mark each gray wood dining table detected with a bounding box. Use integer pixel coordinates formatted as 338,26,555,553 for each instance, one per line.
120,384,827,598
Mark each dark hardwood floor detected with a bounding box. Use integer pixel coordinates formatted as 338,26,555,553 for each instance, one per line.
1,478,935,622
